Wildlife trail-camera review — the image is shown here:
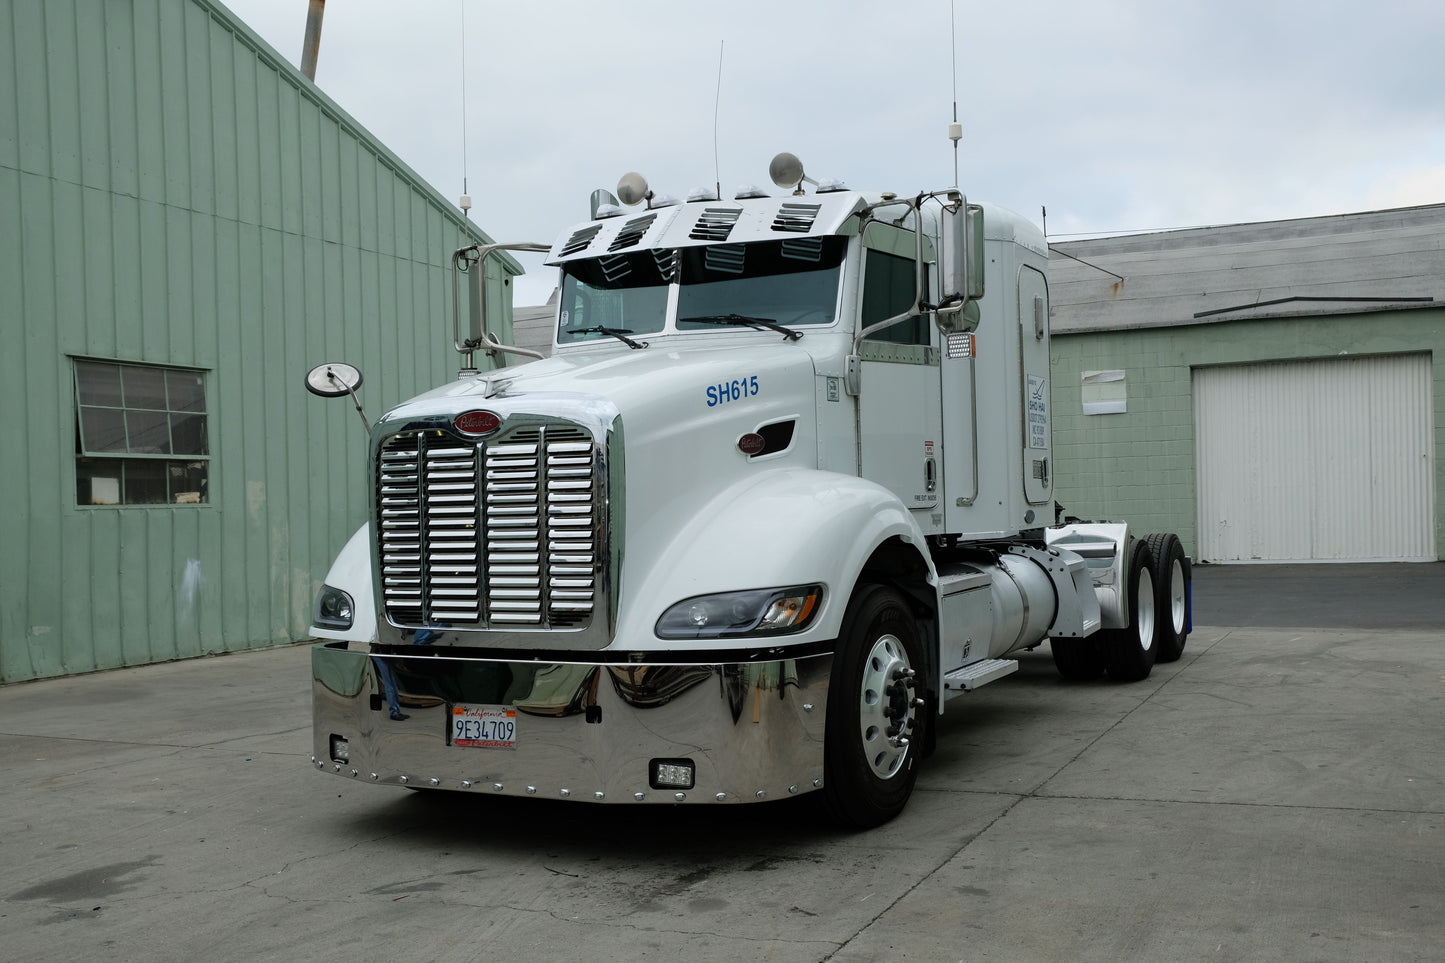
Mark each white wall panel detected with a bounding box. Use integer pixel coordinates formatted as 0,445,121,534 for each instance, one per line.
1195,355,1435,562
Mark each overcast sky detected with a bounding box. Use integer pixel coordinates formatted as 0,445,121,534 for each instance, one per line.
221,0,1445,305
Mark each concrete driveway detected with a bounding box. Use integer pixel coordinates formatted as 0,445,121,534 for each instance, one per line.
2,565,1441,961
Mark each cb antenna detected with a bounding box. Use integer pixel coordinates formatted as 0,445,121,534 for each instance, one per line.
948,0,962,187
458,0,472,218
713,40,725,201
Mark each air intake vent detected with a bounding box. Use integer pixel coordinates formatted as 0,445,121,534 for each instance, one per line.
690,207,742,241
560,224,602,256
772,202,822,233
608,213,657,252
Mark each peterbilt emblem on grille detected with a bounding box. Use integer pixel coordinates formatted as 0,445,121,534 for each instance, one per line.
454,410,501,435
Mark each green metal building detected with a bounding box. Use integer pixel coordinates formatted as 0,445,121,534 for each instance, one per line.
1048,205,1443,564
1,0,521,682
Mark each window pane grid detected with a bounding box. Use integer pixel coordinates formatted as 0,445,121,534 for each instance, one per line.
74,360,210,506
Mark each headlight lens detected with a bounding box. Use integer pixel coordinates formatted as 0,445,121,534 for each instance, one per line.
655,584,823,639
313,585,355,630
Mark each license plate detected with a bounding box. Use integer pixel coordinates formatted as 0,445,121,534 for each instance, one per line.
449,705,517,749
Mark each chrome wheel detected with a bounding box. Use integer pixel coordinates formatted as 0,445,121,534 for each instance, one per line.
857,634,917,779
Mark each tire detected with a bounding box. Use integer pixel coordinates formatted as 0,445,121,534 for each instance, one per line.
1102,538,1158,682
1050,637,1105,680
1145,533,1190,662
822,585,927,828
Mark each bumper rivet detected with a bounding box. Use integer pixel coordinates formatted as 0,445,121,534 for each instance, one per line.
559,788,570,798
803,703,815,712
492,783,504,792
594,791,606,800
369,772,379,781
812,778,822,788
525,786,537,795
788,785,798,794
333,763,342,772
674,792,686,802
634,792,646,801
755,790,767,799
429,778,440,787
715,792,727,802
350,769,359,778
460,780,472,789
399,775,409,784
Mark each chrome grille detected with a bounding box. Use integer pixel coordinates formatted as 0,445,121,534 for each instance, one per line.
376,423,599,630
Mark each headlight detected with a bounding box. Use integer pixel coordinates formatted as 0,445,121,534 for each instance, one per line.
313,584,355,630
655,584,823,640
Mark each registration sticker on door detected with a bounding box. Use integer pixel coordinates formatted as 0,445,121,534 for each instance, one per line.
449,705,517,749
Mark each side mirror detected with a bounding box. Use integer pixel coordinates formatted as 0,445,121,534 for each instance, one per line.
940,198,985,314
452,242,551,368
304,362,370,434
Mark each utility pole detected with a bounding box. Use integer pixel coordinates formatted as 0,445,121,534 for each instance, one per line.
300,0,326,81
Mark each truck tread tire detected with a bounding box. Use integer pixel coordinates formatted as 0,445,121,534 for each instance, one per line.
1145,533,1190,663
822,584,926,829
1050,637,1106,680
1102,539,1158,682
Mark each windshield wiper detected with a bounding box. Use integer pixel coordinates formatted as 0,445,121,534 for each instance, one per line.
678,314,804,341
570,326,648,349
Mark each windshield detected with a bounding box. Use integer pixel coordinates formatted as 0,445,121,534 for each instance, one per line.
676,237,846,329
557,251,671,344
556,236,847,344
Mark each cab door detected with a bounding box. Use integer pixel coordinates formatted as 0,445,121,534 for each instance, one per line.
856,224,946,535
1019,264,1052,505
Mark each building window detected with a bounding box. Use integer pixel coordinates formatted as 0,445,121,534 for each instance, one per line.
74,359,210,505
1081,369,1128,415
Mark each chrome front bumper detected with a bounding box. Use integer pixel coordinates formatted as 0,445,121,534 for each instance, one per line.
311,641,832,804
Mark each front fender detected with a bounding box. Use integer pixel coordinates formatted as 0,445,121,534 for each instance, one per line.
613,469,935,651
311,523,377,643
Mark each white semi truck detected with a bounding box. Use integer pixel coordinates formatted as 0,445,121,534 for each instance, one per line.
307,154,1191,826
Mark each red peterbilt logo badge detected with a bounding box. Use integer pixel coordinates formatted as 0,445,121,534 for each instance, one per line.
454,410,501,435
737,432,766,455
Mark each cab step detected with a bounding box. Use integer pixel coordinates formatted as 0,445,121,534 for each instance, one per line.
942,658,1019,694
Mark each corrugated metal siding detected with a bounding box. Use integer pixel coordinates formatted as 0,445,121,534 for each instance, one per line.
1194,355,1435,562
1049,205,1445,334
0,0,517,682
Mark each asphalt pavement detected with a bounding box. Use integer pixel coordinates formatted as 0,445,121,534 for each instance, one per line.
1,565,1441,961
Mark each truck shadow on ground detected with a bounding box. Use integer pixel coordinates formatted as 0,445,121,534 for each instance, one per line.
324,649,1116,864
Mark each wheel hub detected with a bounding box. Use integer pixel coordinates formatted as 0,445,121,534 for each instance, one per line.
858,634,918,779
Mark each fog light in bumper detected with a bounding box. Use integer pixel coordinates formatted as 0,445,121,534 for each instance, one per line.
650,759,695,790
329,734,350,763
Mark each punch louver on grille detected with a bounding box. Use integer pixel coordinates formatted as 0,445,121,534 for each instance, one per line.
608,213,657,252
772,202,822,233
690,207,742,241
376,423,600,631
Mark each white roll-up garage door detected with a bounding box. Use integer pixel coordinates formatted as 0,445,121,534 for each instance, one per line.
1194,354,1436,562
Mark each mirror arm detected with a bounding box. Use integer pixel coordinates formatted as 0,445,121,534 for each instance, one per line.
337,373,371,433
452,241,551,365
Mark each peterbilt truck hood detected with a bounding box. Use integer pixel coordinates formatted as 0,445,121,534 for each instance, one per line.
373,340,823,642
